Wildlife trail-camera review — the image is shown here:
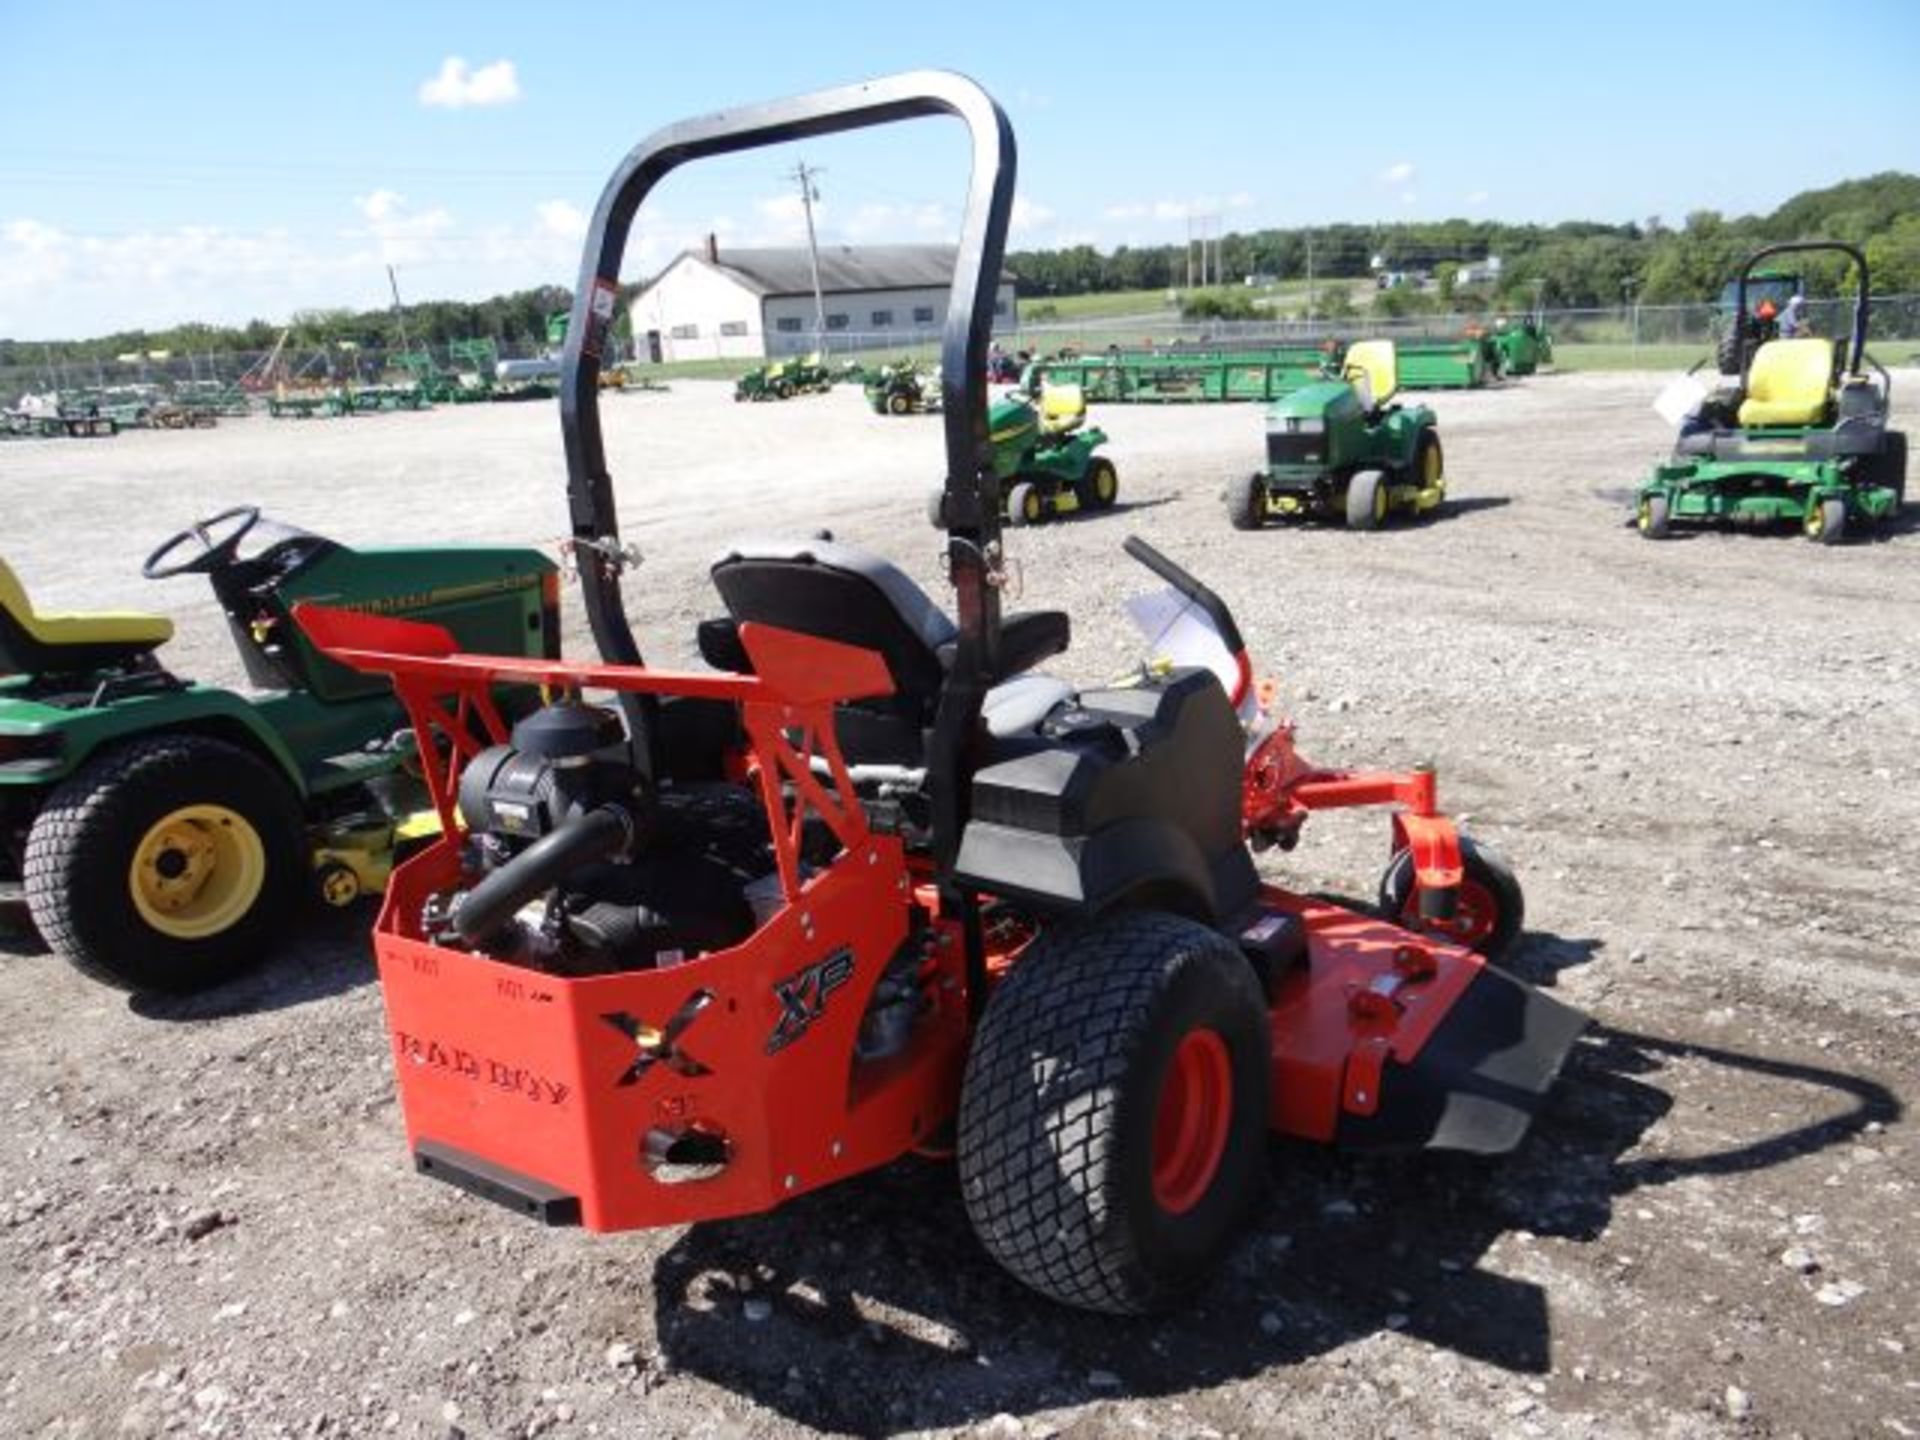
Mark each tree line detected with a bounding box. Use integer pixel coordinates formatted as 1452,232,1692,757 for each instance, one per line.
0,285,582,371
1008,172,1920,311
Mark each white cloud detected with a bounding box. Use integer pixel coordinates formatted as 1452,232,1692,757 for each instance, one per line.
350,190,453,266
1103,193,1253,226
1466,189,1490,206
0,191,613,338
1010,197,1055,233
536,200,588,240
1381,161,1416,185
418,56,521,109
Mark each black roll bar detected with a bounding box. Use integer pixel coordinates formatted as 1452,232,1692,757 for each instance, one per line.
556,71,1016,917
1734,240,1870,380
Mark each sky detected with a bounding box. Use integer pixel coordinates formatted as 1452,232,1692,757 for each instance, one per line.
2,0,1916,340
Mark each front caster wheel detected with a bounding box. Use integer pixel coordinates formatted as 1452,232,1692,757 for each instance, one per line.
1377,836,1526,970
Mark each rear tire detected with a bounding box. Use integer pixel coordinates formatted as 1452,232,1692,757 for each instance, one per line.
1079,457,1119,510
1637,493,1670,539
888,391,912,415
958,911,1269,1314
1346,469,1388,530
1377,836,1526,970
1877,430,1907,511
1224,473,1266,531
1806,497,1846,545
23,736,303,992
1411,430,1444,499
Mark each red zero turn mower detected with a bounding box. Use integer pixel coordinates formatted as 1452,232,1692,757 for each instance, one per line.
293,72,1583,1315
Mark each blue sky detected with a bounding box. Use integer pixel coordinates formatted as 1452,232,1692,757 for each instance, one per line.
2,0,1915,339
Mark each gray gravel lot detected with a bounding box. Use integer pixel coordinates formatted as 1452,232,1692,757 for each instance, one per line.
2,371,1917,1438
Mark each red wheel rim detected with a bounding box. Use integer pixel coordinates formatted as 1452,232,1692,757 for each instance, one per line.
1402,876,1499,948
1151,1028,1234,1215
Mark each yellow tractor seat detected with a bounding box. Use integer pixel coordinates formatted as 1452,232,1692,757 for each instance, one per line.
1737,338,1836,428
1343,339,1399,411
1038,383,1086,436
0,558,173,676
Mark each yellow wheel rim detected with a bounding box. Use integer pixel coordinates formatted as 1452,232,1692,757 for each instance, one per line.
1374,484,1389,522
1804,505,1823,537
1637,498,1652,531
1423,443,1441,485
129,804,266,940
1096,466,1117,502
1025,491,1043,522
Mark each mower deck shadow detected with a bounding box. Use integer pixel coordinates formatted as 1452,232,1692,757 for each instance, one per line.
127,904,376,1021
643,1021,1895,1436
1408,495,1512,526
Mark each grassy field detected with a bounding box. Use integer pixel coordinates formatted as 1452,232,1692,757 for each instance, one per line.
1019,278,1374,325
1547,342,1704,372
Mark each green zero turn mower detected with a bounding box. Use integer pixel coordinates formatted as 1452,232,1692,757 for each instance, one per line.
1636,242,1904,546
1224,340,1445,531
0,508,557,991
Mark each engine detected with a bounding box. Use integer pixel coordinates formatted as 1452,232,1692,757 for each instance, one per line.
424,700,773,976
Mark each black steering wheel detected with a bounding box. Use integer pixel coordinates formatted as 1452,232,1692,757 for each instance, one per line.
142,505,262,579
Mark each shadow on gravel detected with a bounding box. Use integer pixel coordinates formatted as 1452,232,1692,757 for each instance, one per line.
1505,932,1604,989
127,903,376,1022
1414,495,1511,526
646,1023,1897,1437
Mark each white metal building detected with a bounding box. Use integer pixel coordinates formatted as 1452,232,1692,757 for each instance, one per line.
631,240,1017,362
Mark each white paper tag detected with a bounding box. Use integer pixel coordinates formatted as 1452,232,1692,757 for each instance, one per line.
1653,373,1708,429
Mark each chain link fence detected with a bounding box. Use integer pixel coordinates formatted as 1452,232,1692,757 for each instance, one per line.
7,297,1919,412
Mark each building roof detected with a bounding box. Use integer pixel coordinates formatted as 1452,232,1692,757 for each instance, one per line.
695,244,1014,298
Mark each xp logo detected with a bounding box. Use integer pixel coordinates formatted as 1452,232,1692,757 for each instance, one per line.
767,949,856,1055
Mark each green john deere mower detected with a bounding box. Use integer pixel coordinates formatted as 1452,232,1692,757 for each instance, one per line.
1224,339,1445,531
864,361,941,414
988,378,1117,523
1636,242,1904,545
0,508,556,991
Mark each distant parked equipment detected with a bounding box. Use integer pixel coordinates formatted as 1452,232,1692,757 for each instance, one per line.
1636,242,1903,545
1226,340,1446,530
1035,344,1338,403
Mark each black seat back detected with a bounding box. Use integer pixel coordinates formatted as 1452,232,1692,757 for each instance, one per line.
711,539,957,718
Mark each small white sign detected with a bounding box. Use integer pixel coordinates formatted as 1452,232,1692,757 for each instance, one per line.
1653,373,1708,429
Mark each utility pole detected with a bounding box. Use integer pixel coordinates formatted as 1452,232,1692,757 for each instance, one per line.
1305,232,1316,328
387,265,411,354
1185,216,1193,291
789,161,828,345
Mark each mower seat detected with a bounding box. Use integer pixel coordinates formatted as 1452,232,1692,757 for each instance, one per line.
0,557,173,676
709,537,1073,763
1738,338,1835,428
1343,339,1398,411
1038,384,1086,436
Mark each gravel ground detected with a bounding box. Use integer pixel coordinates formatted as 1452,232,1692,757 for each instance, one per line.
2,372,1917,1439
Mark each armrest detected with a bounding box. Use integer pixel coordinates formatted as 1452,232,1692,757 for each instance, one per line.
938,609,1070,683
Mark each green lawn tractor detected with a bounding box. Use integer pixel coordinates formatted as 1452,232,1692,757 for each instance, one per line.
864,362,940,414
1224,340,1445,531
988,379,1118,524
1636,242,1904,546
734,351,834,402
0,507,557,992
1485,315,1552,377
1716,266,1800,375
